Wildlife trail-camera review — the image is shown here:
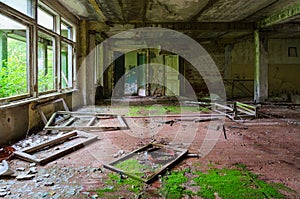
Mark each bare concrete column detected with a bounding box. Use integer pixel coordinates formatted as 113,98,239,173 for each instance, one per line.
78,20,88,106
224,44,233,79
254,30,268,103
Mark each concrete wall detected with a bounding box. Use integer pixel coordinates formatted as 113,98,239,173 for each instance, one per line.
229,39,300,99
0,105,28,146
183,42,225,99
0,94,72,146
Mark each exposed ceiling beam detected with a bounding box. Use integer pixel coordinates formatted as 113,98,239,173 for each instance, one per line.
257,2,300,28
197,33,254,45
126,22,255,32
141,0,148,24
117,0,126,23
239,0,279,22
265,23,300,32
88,0,107,21
190,0,220,21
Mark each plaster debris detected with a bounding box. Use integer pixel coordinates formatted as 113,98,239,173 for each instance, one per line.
16,167,25,171
28,167,38,174
16,174,35,180
44,181,55,186
0,161,14,177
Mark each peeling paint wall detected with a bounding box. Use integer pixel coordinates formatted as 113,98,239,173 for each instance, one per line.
124,51,138,95
229,39,300,99
0,105,28,146
183,42,225,99
0,94,72,146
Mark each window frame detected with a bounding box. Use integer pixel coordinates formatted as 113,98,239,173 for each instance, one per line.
0,0,77,104
0,5,33,102
37,29,56,94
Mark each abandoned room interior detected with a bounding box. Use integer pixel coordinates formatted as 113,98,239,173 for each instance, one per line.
0,0,299,198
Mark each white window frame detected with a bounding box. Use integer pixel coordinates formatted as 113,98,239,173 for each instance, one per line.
0,0,77,105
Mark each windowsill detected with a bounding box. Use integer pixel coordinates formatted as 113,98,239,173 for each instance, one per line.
0,89,77,110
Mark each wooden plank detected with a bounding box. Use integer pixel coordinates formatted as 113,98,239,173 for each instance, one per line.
214,109,234,120
37,106,48,125
57,111,118,117
44,112,58,129
235,102,256,110
14,151,40,163
44,125,126,131
117,115,128,128
44,112,128,131
61,117,76,127
213,103,234,111
21,131,78,153
14,131,98,165
38,134,98,165
123,113,226,118
104,143,188,183
36,98,70,125
236,108,256,116
87,116,97,126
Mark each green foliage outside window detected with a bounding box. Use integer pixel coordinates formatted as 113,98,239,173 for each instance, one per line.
0,38,27,98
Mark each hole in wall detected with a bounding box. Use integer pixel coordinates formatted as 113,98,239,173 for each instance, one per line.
7,118,10,122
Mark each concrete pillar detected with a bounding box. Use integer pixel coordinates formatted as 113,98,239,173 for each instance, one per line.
78,20,88,106
224,44,233,79
254,30,268,103
87,32,96,104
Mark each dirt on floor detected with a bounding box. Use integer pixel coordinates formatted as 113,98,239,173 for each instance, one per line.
0,105,299,198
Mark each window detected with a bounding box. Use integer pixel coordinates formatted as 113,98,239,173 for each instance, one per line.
0,1,77,103
38,7,55,31
0,0,33,17
61,41,73,89
0,14,28,98
38,32,55,93
61,20,73,40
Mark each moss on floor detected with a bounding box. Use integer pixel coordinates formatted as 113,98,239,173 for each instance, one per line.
161,164,290,199
127,105,208,116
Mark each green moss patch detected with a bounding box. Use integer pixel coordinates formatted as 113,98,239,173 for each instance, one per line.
161,165,291,199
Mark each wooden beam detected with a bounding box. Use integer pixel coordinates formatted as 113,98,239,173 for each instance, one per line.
141,0,148,24
257,3,300,28
190,0,220,21
14,131,98,165
88,0,107,21
117,0,126,23
21,131,78,153
265,23,300,32
122,22,255,32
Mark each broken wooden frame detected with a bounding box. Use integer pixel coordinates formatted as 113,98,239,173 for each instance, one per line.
36,98,70,125
213,102,257,120
14,130,97,165
104,143,188,183
44,111,128,131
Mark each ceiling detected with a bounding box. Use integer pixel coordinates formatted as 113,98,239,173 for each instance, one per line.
58,0,300,43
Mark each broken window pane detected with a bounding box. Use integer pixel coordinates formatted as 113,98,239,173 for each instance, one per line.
0,14,28,98
38,31,55,93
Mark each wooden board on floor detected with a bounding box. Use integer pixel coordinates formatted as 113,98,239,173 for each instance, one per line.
44,111,128,131
103,143,188,183
14,130,98,165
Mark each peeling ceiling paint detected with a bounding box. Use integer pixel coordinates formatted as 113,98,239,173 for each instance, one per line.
57,0,300,40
